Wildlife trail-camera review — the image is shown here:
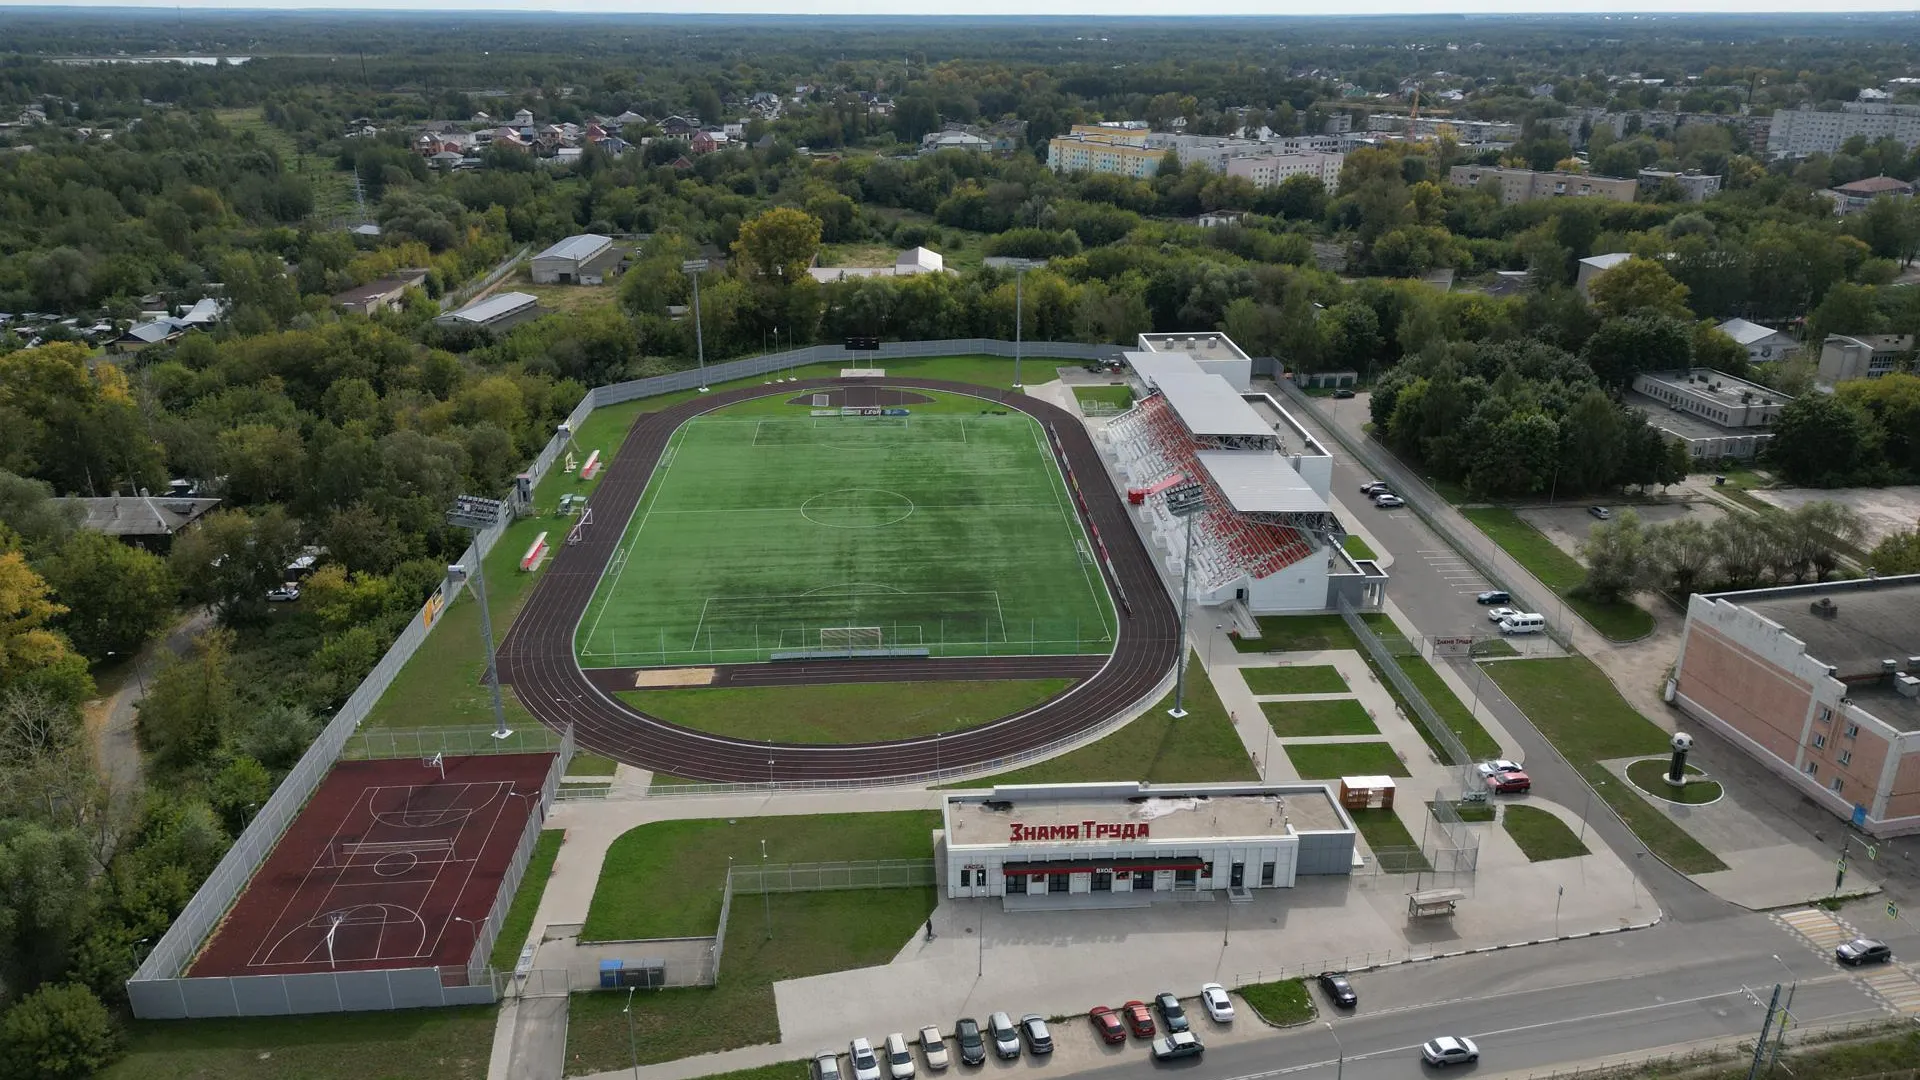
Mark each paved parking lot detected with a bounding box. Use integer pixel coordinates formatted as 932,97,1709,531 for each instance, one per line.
1748,484,1920,545
1517,500,1726,562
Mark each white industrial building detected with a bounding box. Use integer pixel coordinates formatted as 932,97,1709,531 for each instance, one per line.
943,782,1356,903
530,234,619,285
1097,334,1385,614
433,291,541,331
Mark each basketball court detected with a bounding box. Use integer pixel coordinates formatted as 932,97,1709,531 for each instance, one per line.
188,753,553,978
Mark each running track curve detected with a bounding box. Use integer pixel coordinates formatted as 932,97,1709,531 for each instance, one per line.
496,377,1180,782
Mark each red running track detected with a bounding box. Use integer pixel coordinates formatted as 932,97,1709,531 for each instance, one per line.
496,378,1180,782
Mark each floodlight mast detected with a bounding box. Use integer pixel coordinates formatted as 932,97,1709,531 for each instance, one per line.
1164,483,1207,717
447,495,512,740
683,259,710,391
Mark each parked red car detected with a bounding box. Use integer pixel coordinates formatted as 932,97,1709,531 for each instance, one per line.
1487,769,1531,794
1121,1000,1155,1038
1088,1007,1126,1045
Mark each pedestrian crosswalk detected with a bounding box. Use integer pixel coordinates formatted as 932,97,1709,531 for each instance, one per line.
1860,966,1920,1016
1774,907,1856,953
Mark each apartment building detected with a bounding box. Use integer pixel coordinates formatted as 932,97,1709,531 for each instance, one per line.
1822,175,1915,215
1638,169,1723,203
1223,152,1343,193
1046,125,1161,179
1447,165,1638,206
1366,114,1519,145
1765,102,1920,159
1672,576,1920,837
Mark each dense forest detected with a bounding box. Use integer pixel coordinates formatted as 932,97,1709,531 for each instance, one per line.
0,11,1919,1074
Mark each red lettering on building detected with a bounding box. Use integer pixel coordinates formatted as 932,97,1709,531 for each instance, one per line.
1004,820,1148,842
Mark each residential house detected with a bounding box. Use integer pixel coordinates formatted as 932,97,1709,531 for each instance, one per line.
332,269,429,315
660,115,702,136
110,298,226,354
1715,318,1800,363
613,110,648,127
1819,334,1915,384
57,495,222,552
920,129,992,155
1638,169,1723,202
512,108,535,127
689,130,725,154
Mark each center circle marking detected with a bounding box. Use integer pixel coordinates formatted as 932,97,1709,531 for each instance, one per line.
799,488,916,529
373,852,420,877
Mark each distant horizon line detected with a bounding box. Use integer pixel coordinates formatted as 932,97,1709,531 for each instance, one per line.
3,2,1916,16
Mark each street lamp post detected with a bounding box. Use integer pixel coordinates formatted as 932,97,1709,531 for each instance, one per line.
683,259,710,392
1326,1022,1344,1080
761,838,773,940
1766,955,1798,1075
1164,483,1208,717
623,985,640,1080
1007,258,1042,388
446,495,512,740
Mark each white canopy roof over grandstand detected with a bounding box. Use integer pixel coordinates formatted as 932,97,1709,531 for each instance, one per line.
1152,372,1274,439
1196,450,1326,514
1122,350,1197,390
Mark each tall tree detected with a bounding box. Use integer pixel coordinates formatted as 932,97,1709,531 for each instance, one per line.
1587,257,1693,320
1580,510,1648,603
0,822,93,992
38,531,175,661
730,207,823,283
1581,314,1693,388
135,629,238,772
1768,393,1880,486
0,551,91,707
0,982,121,1080
167,507,302,626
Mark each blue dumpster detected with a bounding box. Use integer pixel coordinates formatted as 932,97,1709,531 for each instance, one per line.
599,959,623,989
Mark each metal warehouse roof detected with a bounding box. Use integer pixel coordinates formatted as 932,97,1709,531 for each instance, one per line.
1122,350,1199,390
1195,450,1325,514
444,291,538,324
534,234,613,263
1152,372,1273,439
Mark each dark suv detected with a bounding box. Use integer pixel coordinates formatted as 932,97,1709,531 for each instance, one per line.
1154,992,1188,1034
953,1018,986,1066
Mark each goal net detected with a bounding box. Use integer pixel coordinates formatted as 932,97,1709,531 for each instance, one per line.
819,626,883,651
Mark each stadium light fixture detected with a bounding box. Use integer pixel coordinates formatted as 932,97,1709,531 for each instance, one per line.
1005,258,1044,388
1164,482,1207,718
682,259,711,392
447,495,512,741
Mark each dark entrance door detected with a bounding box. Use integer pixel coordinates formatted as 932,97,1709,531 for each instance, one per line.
1092,870,1112,892
1230,862,1245,888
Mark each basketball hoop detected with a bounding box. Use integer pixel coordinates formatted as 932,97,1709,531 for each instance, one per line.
423,752,445,780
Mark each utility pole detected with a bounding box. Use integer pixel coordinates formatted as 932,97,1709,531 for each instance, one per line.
761,838,773,940
446,495,511,740
1165,482,1207,717
683,259,710,391
1746,982,1782,1080
1006,258,1043,388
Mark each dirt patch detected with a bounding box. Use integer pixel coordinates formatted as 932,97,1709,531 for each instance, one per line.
784,387,935,408
628,667,716,688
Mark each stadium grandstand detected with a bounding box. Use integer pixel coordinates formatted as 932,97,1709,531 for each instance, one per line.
1097,336,1386,614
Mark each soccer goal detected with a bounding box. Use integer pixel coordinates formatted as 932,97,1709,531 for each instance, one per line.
819,626,883,651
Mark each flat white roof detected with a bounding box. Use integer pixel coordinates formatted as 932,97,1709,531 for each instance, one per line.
534,234,612,263
445,291,537,324
1153,372,1273,439
1579,252,1632,271
1137,331,1250,361
1195,450,1325,514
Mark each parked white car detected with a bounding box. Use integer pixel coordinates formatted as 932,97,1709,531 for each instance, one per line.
1199,984,1234,1023
917,1026,949,1071
883,1033,915,1080
849,1038,882,1080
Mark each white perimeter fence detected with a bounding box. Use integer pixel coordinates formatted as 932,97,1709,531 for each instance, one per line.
127,338,1132,1018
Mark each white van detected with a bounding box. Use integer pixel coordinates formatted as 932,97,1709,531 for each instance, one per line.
1498,612,1546,636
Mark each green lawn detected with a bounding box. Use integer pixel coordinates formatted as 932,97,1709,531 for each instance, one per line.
1341,534,1378,561
1458,508,1656,642
1348,807,1431,872
1470,639,1518,658
1625,759,1724,805
566,753,620,777
1236,980,1315,1027
1232,616,1500,761
582,812,939,940
1486,658,1726,874
107,1007,498,1080
1433,799,1496,823
1261,699,1379,737
1283,742,1409,779
1241,665,1348,695
490,830,564,971
1073,384,1135,410
1501,805,1590,862
957,652,1257,786
566,887,936,1073
576,391,1115,666
618,679,1072,744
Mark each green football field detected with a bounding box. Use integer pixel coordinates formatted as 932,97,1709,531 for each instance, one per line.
575,389,1118,667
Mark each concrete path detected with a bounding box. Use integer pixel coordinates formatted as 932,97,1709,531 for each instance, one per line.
82,606,214,797
506,993,569,1080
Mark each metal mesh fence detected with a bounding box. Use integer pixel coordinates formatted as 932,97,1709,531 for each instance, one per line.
1338,599,1473,790
341,725,571,761
128,338,1121,1016
728,859,939,893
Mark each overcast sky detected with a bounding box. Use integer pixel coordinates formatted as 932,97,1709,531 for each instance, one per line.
1,1,1913,14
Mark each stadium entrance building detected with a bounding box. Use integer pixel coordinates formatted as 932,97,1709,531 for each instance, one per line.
942,782,1356,902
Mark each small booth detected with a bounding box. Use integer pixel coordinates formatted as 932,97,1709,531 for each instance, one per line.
1337,775,1397,812
1407,888,1465,919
